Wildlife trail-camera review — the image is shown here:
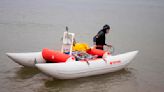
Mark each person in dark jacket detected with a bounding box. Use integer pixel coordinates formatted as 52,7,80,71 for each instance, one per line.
93,24,112,50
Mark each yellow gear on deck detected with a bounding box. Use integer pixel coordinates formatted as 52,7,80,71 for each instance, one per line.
73,43,90,51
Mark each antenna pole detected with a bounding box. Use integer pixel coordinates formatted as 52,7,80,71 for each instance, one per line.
66,26,68,32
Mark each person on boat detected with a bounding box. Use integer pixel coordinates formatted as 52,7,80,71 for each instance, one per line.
93,24,112,50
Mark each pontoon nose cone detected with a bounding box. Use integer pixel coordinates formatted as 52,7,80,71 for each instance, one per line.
122,50,139,62
128,50,139,59
6,52,46,67
6,53,20,62
6,53,32,67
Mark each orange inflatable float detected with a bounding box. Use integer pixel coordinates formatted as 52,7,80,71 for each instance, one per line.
42,48,70,63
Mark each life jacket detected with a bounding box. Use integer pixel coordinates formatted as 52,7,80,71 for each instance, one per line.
95,30,106,45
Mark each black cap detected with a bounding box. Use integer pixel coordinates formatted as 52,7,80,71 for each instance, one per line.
103,24,110,30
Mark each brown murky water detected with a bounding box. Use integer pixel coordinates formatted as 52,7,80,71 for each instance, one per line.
0,0,164,92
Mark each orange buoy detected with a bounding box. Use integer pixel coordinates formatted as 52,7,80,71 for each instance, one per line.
42,48,70,63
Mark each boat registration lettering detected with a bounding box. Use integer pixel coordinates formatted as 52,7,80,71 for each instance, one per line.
110,60,121,65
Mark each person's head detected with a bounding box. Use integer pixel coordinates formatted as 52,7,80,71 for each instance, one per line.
103,24,110,33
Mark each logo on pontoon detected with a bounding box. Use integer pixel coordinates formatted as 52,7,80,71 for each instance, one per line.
110,60,121,65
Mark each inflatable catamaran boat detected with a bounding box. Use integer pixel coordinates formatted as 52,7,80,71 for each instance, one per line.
6,31,138,79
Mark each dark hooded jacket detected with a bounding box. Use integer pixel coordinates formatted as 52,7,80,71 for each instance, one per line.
95,29,106,45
